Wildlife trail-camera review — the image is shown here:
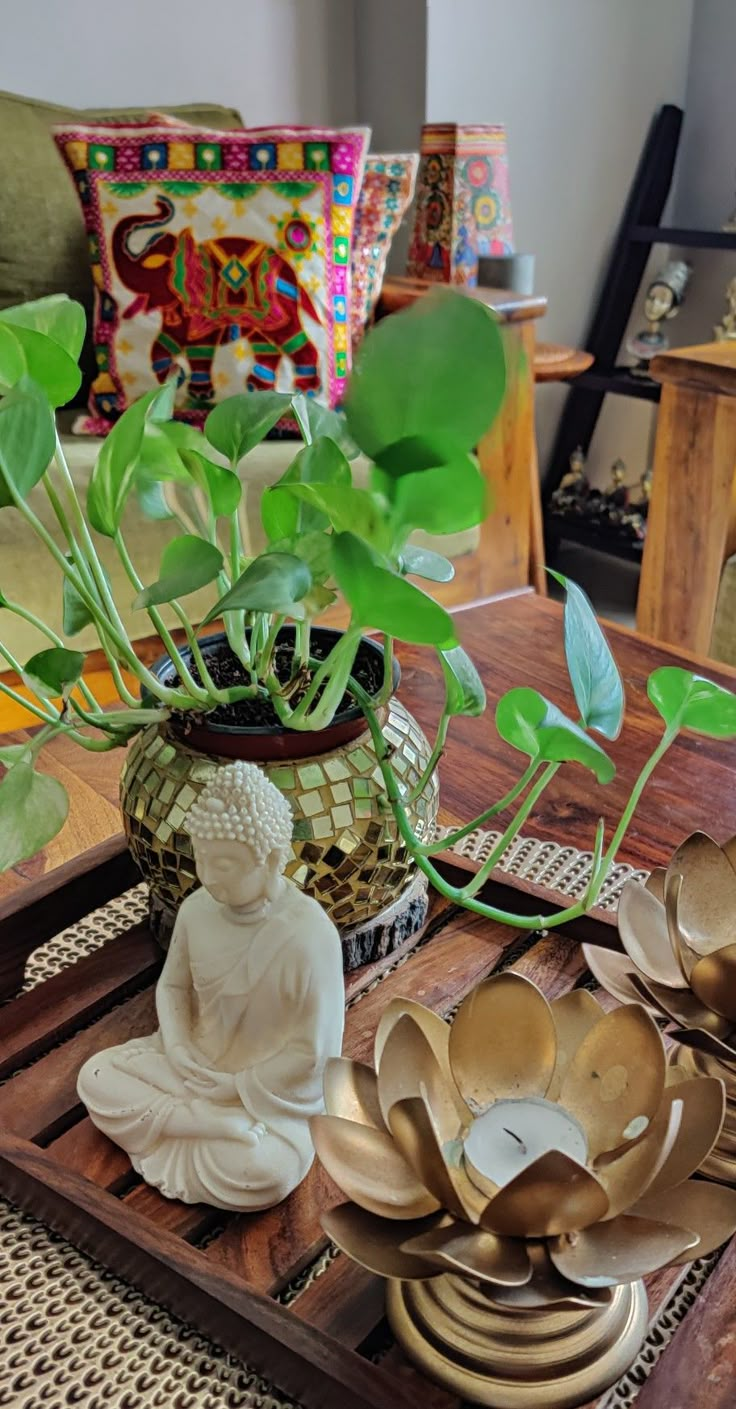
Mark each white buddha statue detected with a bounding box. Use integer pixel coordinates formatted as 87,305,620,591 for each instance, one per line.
77,761,345,1210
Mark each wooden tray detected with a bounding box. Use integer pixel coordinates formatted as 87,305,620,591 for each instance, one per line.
0,842,731,1409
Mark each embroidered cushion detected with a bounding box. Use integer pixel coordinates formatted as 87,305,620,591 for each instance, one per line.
350,153,418,352
53,122,369,432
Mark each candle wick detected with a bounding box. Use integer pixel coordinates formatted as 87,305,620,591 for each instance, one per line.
503,1126,527,1153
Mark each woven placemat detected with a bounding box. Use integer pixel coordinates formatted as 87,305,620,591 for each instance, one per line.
0,834,709,1409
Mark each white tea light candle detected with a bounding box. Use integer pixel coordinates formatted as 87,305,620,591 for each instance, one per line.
464,1097,588,1193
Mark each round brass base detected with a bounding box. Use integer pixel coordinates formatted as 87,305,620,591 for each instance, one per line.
386,1275,648,1409
673,1044,736,1183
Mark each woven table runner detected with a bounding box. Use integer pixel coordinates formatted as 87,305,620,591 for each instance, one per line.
0,834,714,1409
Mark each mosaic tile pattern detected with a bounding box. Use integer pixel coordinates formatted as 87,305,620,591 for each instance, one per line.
120,700,439,930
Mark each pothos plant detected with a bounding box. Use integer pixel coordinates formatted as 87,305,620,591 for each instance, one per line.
0,288,735,930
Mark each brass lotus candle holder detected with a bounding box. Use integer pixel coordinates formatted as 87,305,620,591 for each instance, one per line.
585,830,736,1184
311,972,736,1408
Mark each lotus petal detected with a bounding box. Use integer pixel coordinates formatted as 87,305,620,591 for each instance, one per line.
375,999,470,1124
311,1114,440,1219
388,1095,486,1223
643,1077,725,1196
633,1179,736,1261
480,1150,609,1237
666,1064,690,1085
377,1015,466,1140
321,1202,444,1279
401,1223,531,1286
618,879,685,988
549,1213,699,1287
645,867,667,903
669,831,736,954
488,1243,613,1308
582,943,643,1007
323,1058,386,1130
547,990,603,1100
690,945,736,1023
669,1026,736,1065
596,1093,683,1220
665,872,696,981
560,1004,666,1156
448,973,557,1113
628,972,731,1036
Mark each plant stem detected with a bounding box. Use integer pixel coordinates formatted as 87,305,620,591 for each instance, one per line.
0,674,59,726
587,727,676,906
377,634,394,705
460,762,559,898
288,628,360,726
258,615,286,677
419,759,540,855
113,531,210,704
405,711,450,804
0,596,101,713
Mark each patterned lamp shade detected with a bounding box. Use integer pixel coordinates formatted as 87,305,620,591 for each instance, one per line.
407,123,514,287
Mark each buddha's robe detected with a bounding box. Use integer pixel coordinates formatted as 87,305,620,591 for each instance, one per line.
77,881,344,1209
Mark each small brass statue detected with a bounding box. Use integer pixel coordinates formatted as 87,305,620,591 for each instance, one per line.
627,260,691,376
715,276,736,342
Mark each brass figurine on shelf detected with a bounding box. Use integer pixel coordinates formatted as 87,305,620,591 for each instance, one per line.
312,973,736,1408
548,450,650,552
585,831,736,1185
627,259,691,376
714,276,736,341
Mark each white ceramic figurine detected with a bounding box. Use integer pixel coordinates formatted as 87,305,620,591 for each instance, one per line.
77,761,345,1210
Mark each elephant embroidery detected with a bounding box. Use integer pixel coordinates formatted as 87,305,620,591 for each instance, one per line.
105,196,323,411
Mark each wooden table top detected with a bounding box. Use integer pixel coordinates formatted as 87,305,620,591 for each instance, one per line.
3,589,736,897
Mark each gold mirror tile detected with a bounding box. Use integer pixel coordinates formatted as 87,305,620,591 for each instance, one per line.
331,804,354,829
311,815,334,840
324,756,352,782
330,781,352,804
297,762,326,788
299,790,324,817
349,746,374,773
269,766,296,789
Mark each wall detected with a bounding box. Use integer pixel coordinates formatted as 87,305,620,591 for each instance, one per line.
668,0,736,350
425,0,694,480
0,0,355,125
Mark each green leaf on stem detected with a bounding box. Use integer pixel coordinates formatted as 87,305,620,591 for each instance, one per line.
648,667,736,737
87,381,176,536
0,378,56,507
375,455,488,536
184,452,242,516
345,290,505,472
548,569,624,739
331,532,457,646
3,326,81,406
62,555,112,635
0,759,69,871
0,743,32,767
22,646,85,699
261,435,351,541
496,686,615,782
401,544,455,583
202,552,311,624
283,482,391,553
291,394,359,456
0,294,86,361
0,323,26,388
136,475,175,521
440,645,486,716
134,535,224,608
204,391,292,462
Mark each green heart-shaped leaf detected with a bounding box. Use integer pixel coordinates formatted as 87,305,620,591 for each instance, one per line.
440,645,486,716
261,435,351,542
291,394,359,456
401,544,455,583
376,455,488,536
202,552,311,624
5,325,81,406
331,532,457,646
0,379,56,507
0,295,86,361
134,535,224,608
87,381,176,536
0,759,69,871
284,482,391,553
548,570,624,739
496,686,615,782
0,324,26,388
345,290,505,471
648,667,736,737
23,646,85,699
205,391,292,462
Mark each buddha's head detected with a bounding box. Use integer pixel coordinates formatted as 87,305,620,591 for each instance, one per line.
185,762,293,910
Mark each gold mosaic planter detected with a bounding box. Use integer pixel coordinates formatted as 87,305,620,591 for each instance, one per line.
120,696,438,962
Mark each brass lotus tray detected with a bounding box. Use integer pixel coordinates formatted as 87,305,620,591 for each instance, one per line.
0,835,733,1409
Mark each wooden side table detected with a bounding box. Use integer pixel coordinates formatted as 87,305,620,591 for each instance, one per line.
637,341,736,654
